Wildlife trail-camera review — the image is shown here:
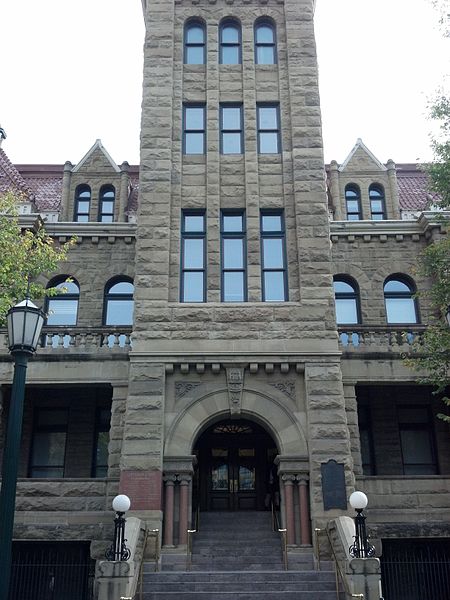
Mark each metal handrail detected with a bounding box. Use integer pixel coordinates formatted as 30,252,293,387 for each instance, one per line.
271,501,288,570
152,529,160,572
315,527,364,600
186,529,196,571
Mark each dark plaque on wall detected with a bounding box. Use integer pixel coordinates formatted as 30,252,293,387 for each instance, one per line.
321,460,347,510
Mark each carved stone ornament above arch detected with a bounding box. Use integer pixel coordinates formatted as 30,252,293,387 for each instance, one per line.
164,386,308,457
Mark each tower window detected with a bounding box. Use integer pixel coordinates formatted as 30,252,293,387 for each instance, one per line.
255,20,277,64
257,104,280,154
384,276,419,324
181,211,206,302
345,185,362,220
369,184,387,220
221,211,246,302
220,20,241,64
74,185,91,222
220,104,243,154
98,185,115,222
184,21,206,64
183,104,206,155
260,211,287,301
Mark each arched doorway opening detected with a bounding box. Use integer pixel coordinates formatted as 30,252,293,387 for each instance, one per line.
193,418,278,512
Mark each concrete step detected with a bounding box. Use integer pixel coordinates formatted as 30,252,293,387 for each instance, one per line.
144,570,336,582
141,592,337,600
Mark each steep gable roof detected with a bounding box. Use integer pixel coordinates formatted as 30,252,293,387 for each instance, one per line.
0,147,33,198
339,138,387,173
72,139,121,173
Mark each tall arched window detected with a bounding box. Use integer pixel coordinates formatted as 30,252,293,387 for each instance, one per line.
98,185,115,222
369,184,386,220
184,20,206,64
254,20,276,64
104,278,134,326
333,276,361,324
74,185,91,222
384,276,419,324
219,20,241,64
345,184,362,220
45,278,80,326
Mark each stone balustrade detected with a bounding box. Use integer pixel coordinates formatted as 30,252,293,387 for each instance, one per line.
0,327,132,354
338,326,426,354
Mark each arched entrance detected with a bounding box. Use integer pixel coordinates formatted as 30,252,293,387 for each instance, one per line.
194,419,278,512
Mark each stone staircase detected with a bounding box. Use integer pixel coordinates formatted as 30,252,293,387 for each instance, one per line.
141,511,337,599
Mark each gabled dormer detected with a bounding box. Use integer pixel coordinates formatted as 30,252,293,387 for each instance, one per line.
328,139,401,221
61,140,133,223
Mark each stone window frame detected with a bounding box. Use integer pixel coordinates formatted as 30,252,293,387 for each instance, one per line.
183,103,207,155
369,183,387,220
254,17,277,65
74,184,91,222
260,209,288,302
383,274,420,325
98,184,116,223
333,275,361,325
219,103,244,155
180,209,207,303
45,276,80,327
220,209,247,302
103,276,134,326
184,18,207,65
256,103,281,154
219,18,242,65
91,405,111,478
345,184,362,220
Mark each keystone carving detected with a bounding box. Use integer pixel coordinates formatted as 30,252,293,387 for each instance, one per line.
226,368,244,416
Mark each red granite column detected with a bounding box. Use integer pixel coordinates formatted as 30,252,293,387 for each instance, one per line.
163,476,175,547
178,476,190,545
282,475,295,545
298,476,311,545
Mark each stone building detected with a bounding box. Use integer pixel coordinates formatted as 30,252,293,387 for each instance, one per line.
0,0,449,598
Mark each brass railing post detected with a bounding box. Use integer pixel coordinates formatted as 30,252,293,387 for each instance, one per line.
278,528,288,570
152,529,160,573
186,529,196,570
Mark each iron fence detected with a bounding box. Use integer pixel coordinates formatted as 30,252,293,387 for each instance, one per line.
381,539,450,600
9,542,95,600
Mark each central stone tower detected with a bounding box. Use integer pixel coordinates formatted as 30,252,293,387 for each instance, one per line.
123,0,353,546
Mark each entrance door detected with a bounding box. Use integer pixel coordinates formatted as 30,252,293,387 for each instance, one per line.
210,446,257,510
194,419,278,512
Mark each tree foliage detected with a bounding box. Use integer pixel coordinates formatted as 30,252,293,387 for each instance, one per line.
0,191,75,326
408,93,450,420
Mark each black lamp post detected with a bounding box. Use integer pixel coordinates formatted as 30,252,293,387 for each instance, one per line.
0,298,45,600
105,494,131,561
348,491,376,558
445,305,450,328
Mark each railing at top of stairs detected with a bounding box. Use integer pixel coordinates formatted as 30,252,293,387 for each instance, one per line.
271,500,288,570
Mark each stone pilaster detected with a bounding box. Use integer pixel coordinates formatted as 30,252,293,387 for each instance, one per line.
108,385,128,479
344,383,362,475
118,162,130,223
119,361,165,513
305,362,354,522
61,161,73,221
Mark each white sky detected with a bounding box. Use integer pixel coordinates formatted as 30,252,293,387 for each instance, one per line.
0,0,448,166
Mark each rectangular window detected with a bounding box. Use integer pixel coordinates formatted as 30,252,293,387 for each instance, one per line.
181,211,206,302
257,104,280,153
260,211,287,301
29,408,68,478
220,104,243,154
92,407,111,478
221,211,246,302
398,406,438,475
183,104,206,154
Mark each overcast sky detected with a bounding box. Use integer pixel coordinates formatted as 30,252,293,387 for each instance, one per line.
0,0,448,166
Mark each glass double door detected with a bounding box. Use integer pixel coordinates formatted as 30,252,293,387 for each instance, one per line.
210,446,257,511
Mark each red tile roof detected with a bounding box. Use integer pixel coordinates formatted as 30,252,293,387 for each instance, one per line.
0,148,33,198
396,164,437,211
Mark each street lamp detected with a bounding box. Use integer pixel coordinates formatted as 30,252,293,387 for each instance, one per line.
348,491,376,558
0,298,45,600
106,494,131,561
445,305,450,328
